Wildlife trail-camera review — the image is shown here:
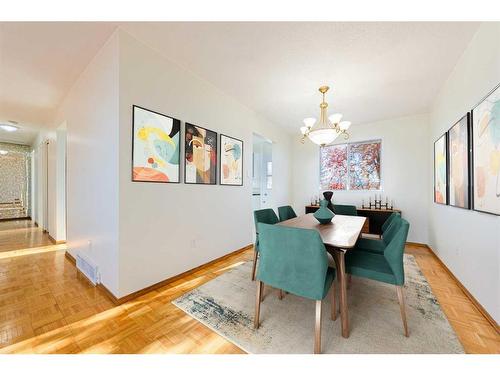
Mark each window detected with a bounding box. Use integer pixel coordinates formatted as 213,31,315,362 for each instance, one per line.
320,140,381,190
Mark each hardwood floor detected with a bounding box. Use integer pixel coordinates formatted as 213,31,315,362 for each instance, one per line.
0,220,52,253
406,246,500,354
0,226,498,353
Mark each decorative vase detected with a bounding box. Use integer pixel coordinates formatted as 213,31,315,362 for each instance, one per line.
322,191,335,211
313,199,335,224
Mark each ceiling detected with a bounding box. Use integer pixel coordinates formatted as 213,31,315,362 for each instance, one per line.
0,123,39,145
0,22,117,144
0,22,480,143
122,22,480,131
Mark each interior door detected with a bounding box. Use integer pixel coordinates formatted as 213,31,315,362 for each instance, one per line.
260,140,273,209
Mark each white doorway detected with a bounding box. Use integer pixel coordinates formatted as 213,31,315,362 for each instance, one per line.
31,123,67,242
33,139,49,231
252,133,273,211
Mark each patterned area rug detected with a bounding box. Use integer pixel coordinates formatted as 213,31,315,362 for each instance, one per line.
173,255,464,354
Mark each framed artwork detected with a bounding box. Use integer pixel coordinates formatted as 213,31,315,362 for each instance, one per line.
472,83,500,215
348,140,381,190
220,134,243,186
320,143,348,190
448,114,471,209
434,134,448,205
132,105,181,183
184,123,217,184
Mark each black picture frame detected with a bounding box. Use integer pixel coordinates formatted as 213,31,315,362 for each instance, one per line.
470,82,500,216
131,105,181,184
219,134,244,186
433,133,448,205
447,113,471,210
184,122,218,185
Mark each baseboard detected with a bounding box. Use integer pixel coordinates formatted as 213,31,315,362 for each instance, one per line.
65,251,76,265
405,241,429,248
0,216,31,222
48,234,66,245
67,244,254,306
64,251,96,287
96,283,120,305
416,244,499,334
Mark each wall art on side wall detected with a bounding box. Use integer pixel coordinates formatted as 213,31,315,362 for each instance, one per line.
220,134,243,186
448,114,470,209
185,123,217,184
348,140,381,190
472,83,500,215
320,143,348,190
132,105,181,183
434,134,448,205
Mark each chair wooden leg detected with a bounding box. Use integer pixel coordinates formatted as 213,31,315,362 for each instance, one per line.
314,300,322,354
331,282,337,321
396,285,409,337
279,289,284,300
254,281,263,329
314,300,321,354
347,274,352,289
251,249,258,281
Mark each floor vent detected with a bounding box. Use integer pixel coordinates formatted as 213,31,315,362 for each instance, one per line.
76,254,98,285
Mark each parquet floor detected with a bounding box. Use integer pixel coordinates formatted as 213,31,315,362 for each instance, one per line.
0,226,498,353
406,246,500,354
0,220,52,253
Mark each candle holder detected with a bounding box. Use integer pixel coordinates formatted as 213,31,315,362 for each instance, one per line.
362,195,393,210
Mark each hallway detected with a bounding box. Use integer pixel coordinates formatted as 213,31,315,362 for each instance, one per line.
0,220,53,253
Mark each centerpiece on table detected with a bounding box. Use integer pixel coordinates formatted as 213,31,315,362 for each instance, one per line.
313,199,335,224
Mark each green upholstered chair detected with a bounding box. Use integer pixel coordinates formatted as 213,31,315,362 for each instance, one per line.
278,205,297,222
382,212,400,232
356,213,402,254
345,218,410,337
254,223,337,354
252,208,280,280
333,204,358,216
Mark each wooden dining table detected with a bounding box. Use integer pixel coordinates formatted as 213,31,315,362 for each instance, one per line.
279,213,366,338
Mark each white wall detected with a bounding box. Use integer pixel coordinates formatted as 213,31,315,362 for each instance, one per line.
47,138,56,236
31,126,67,242
33,134,50,231
30,149,35,222
117,31,293,297
52,33,120,295
55,126,67,241
292,114,430,243
429,23,500,323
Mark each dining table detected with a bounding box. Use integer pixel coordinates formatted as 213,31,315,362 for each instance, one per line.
279,213,366,338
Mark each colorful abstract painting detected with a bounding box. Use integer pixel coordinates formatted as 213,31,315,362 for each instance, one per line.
132,105,180,183
434,134,447,204
185,123,217,184
472,84,500,215
448,114,470,209
220,134,243,186
320,144,348,190
348,141,381,190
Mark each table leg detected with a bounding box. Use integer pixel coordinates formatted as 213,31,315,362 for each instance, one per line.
333,250,349,338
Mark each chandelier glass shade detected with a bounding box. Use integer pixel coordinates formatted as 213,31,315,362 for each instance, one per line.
300,86,351,146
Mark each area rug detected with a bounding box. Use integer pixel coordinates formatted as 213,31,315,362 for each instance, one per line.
172,255,464,354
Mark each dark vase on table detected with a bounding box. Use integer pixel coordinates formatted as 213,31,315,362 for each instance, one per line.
323,191,335,211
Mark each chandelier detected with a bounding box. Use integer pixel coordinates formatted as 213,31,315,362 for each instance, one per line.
300,85,351,146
